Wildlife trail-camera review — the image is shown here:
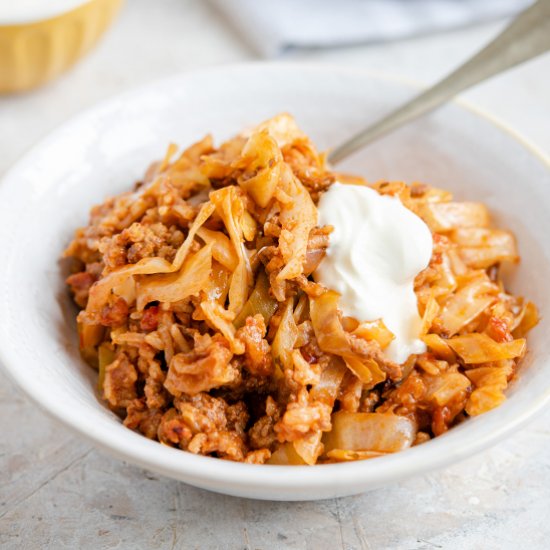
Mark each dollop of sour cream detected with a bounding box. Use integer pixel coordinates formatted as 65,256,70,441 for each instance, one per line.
314,182,433,363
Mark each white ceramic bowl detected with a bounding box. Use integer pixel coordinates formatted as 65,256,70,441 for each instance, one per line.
0,64,549,501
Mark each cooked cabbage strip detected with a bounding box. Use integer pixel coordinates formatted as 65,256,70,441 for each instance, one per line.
420,294,439,336
423,371,471,406
210,187,253,315
85,201,215,317
421,333,457,363
428,252,458,299
465,362,513,415
135,243,213,310
512,301,539,338
200,300,244,354
236,130,283,208
417,202,489,232
310,290,398,382
276,165,318,281
253,112,307,149
171,201,216,269
451,227,518,268
447,333,526,363
437,274,498,336
352,320,394,349
196,227,238,271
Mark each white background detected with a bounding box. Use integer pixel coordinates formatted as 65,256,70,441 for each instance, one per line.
1,1,550,548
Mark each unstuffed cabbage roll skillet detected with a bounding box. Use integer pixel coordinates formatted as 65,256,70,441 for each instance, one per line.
64,114,538,465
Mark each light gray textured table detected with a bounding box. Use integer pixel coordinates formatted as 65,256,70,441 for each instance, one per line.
1,2,550,548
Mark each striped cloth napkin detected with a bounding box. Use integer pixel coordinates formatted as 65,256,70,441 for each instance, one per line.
208,0,530,57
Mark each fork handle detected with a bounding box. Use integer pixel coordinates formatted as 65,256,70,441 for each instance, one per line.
328,0,550,165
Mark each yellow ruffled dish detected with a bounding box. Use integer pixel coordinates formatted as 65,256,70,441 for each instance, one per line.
0,0,123,94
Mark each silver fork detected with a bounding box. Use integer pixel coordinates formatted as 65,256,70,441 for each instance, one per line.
328,0,550,165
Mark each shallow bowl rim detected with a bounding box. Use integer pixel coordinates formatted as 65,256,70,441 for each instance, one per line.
0,62,549,497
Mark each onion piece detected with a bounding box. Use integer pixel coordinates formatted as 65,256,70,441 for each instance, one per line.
272,298,298,372
241,210,257,241
267,443,307,465
293,430,324,465
233,270,278,329
309,358,348,406
97,343,115,392
207,262,231,304
323,411,416,453
78,321,105,367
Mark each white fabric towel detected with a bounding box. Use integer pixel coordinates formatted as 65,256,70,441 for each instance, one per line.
209,0,531,57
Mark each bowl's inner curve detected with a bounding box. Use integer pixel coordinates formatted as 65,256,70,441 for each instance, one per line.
0,66,548,499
